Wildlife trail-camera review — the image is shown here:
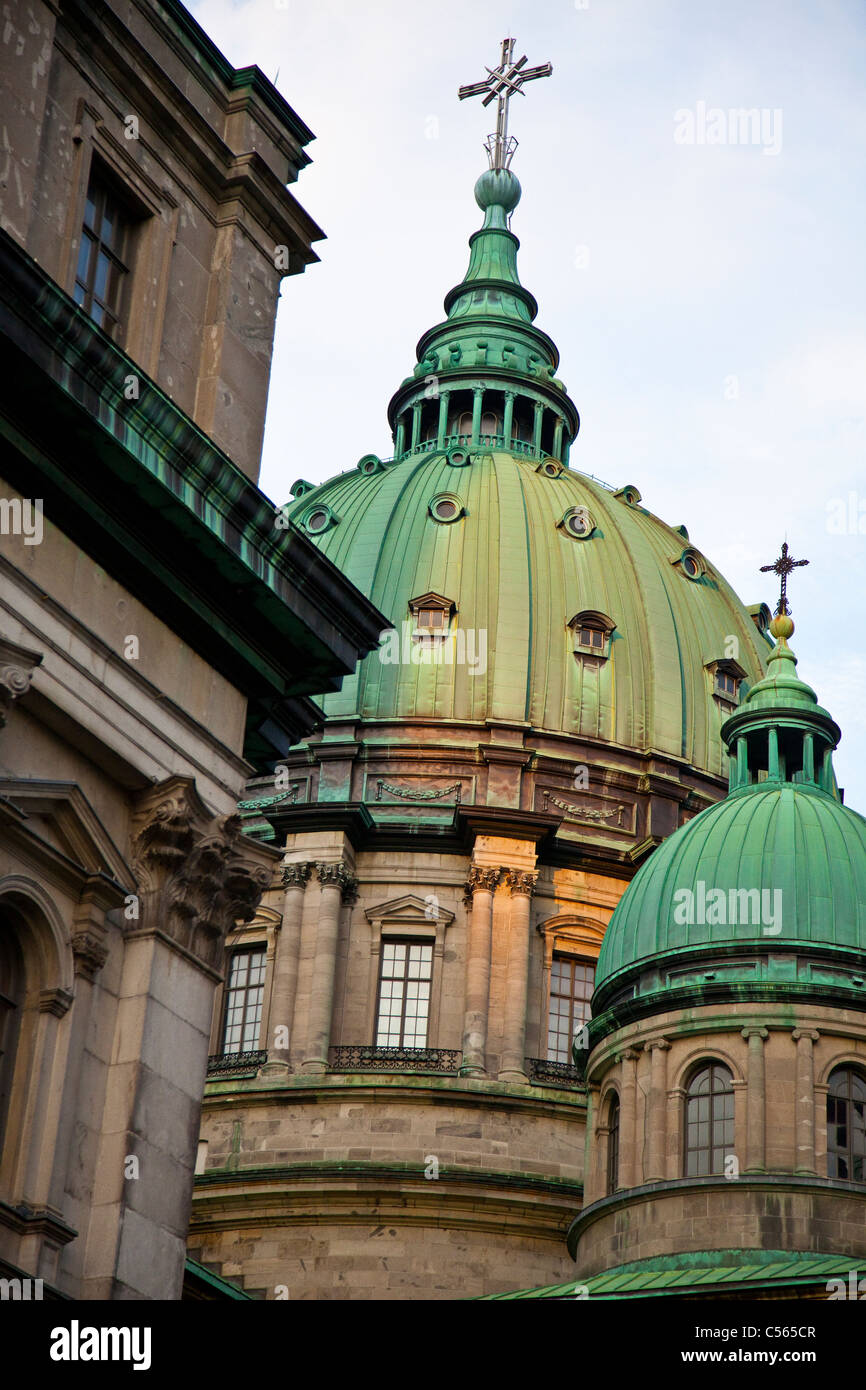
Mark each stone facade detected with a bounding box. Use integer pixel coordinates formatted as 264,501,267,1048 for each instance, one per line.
0,0,322,482
189,826,624,1298
572,1000,866,1277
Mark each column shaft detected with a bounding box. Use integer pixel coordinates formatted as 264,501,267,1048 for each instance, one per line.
743,1026,768,1172
303,864,354,1073
460,868,498,1075
498,871,536,1083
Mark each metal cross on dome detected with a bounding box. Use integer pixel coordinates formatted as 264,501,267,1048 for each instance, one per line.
760,541,809,616
458,37,552,171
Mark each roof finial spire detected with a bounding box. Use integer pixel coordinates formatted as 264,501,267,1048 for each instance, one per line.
458,36,552,170
760,541,809,645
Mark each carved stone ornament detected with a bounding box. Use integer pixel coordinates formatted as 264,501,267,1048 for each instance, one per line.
316,861,358,903
131,777,276,969
281,861,313,890
71,929,110,980
503,869,538,897
464,866,501,900
0,636,43,727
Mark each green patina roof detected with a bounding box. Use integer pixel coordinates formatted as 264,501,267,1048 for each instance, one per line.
286,454,768,769
593,618,866,1001
480,1250,858,1299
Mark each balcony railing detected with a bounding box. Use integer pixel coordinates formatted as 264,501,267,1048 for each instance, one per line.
525,1057,585,1090
207,1050,268,1077
329,1045,462,1074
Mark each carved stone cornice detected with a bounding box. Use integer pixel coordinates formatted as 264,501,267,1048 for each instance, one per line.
0,636,43,726
281,861,313,890
503,869,537,897
71,929,109,980
131,776,276,970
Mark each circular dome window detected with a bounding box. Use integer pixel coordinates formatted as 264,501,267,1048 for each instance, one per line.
429,494,464,524
541,461,561,478
304,506,335,536
680,550,703,580
560,506,594,540
446,445,471,468
357,454,383,475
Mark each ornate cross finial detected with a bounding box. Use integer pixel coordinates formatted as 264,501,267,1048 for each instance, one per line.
458,37,552,171
760,541,809,616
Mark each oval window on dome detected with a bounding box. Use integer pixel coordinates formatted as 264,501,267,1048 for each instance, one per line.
304,506,336,536
446,444,471,468
559,506,594,540
678,549,703,580
429,494,464,524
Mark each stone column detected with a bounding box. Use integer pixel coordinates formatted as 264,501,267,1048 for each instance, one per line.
618,1048,639,1189
502,391,515,447
460,867,500,1076
394,415,405,458
498,869,537,1084
261,862,312,1076
645,1037,670,1182
742,1025,769,1172
471,387,483,447
302,863,356,1074
532,399,544,456
666,1086,685,1179
553,415,564,461
437,390,449,448
792,1028,819,1174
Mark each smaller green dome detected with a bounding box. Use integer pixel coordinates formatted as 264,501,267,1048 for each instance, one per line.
591,614,866,1026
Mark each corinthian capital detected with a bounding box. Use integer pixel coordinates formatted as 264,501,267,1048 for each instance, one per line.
503,869,537,897
317,861,358,903
465,865,501,898
282,861,313,890
131,777,277,970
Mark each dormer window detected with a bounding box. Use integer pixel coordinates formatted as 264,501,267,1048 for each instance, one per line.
716,670,739,700
569,611,616,661
409,592,455,642
706,657,746,709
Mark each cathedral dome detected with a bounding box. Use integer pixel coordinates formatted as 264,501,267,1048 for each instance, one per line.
287,455,770,768
283,168,770,772
592,611,866,1018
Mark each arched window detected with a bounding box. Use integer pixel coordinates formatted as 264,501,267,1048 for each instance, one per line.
606,1092,620,1195
0,915,24,1158
827,1067,866,1181
455,412,473,438
684,1062,734,1176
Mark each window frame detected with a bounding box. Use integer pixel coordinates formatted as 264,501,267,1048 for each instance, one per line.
683,1061,734,1177
219,944,268,1056
373,936,435,1050
545,951,596,1065
606,1090,620,1196
73,162,139,340
827,1066,866,1182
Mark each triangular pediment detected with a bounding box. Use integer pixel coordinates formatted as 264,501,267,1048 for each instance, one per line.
0,779,136,890
365,893,455,926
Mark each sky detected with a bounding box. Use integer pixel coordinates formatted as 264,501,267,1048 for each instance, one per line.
193,0,866,806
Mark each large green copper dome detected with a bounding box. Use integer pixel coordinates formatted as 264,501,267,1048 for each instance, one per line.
592,617,866,1023
284,170,770,773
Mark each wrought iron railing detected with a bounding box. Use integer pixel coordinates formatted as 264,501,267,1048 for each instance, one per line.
525,1057,585,1090
207,1050,268,1076
329,1045,462,1074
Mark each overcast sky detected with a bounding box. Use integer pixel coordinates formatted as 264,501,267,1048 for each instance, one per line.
193,0,866,807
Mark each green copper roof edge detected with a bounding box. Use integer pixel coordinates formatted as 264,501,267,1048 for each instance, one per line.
183,1256,253,1299
480,1250,860,1299
158,0,316,150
